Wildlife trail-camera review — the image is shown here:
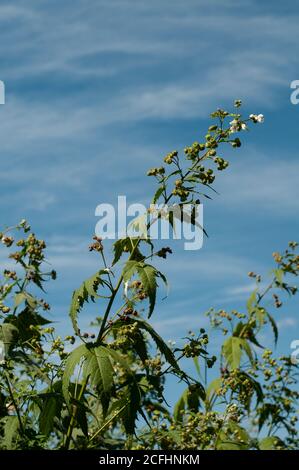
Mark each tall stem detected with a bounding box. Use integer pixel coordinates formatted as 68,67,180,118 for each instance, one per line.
97,238,140,342
4,368,25,435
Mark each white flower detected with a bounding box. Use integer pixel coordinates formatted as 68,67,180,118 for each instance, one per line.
249,113,264,123
230,119,248,133
257,114,264,123
229,119,239,133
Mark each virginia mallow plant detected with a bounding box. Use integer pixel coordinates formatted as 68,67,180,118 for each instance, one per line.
0,101,298,450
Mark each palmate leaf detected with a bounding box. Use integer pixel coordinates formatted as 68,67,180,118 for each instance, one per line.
5,308,51,345
112,237,155,266
69,270,110,336
173,384,204,423
122,261,167,318
120,380,143,436
84,346,114,392
112,238,140,265
223,336,254,369
36,381,64,437
39,394,63,437
110,317,179,372
63,344,124,415
62,343,87,409
83,346,114,416
133,318,179,372
97,386,141,438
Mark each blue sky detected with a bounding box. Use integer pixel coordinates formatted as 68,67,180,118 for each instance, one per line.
0,0,299,402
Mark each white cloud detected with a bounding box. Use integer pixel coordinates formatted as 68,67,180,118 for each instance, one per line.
277,317,298,329
217,149,299,214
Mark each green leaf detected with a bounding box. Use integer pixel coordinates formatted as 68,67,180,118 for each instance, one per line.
151,186,164,204
133,318,180,372
266,311,278,345
39,395,62,437
69,270,109,336
223,337,242,369
38,381,63,437
273,268,284,285
112,238,142,266
138,264,158,318
216,421,250,450
13,292,27,308
83,346,114,416
62,344,87,408
106,347,133,374
223,336,242,369
122,262,167,318
120,380,142,436
3,416,20,449
206,377,222,400
0,323,19,357
127,213,147,238
84,346,113,392
173,389,188,423
241,372,263,404
246,290,257,314
259,436,279,450
5,308,51,345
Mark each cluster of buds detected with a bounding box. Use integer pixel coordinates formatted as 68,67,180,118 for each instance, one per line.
89,235,103,252
82,331,96,339
112,322,141,350
273,293,282,308
205,133,218,150
65,335,76,345
184,142,205,160
3,269,17,280
225,403,241,422
172,185,190,201
214,156,229,171
129,280,148,301
145,356,162,373
1,235,14,247
147,166,165,177
26,233,46,260
272,252,282,263
50,336,67,358
222,370,255,405
0,302,10,313
182,330,216,366
122,306,139,317
198,168,215,185
164,150,178,164
156,247,172,259
40,299,50,311
248,271,262,283
230,137,242,148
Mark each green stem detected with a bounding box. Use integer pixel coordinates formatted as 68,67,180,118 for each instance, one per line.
4,368,25,435
97,238,141,342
